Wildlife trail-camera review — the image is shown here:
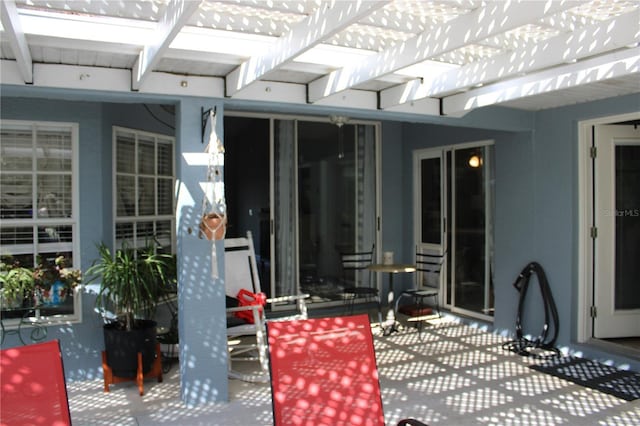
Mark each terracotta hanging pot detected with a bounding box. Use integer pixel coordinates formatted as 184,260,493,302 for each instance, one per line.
199,213,227,240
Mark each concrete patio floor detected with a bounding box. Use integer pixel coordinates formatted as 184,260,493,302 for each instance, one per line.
67,317,640,425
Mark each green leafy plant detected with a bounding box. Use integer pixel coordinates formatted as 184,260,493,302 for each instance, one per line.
32,255,82,303
87,242,172,331
0,259,35,307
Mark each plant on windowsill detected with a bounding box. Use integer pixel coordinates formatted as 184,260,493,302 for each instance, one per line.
32,255,82,307
0,259,35,309
86,241,173,380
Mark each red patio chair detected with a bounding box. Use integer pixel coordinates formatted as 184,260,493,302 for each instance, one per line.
0,339,71,425
267,314,427,426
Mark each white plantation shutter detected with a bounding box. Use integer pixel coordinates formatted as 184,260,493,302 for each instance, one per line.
138,177,155,216
116,133,136,174
116,175,136,217
36,128,72,171
113,127,175,252
157,139,173,217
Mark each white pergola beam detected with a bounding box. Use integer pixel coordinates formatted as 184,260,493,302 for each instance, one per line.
380,11,640,109
226,0,390,97
131,0,201,90
0,0,33,83
307,0,574,103
442,47,640,116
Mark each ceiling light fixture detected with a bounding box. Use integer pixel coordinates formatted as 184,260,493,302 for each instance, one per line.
329,115,349,128
468,154,482,168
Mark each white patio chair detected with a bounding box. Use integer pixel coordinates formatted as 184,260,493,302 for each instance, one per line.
225,231,308,382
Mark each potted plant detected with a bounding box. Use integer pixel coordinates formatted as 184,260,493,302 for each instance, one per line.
87,241,173,378
0,258,35,309
32,255,82,306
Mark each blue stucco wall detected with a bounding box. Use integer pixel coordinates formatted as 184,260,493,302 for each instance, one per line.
0,97,178,380
531,93,640,363
395,122,535,332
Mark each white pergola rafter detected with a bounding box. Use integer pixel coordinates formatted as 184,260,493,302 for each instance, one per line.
131,0,201,91
0,0,33,84
307,0,576,103
442,47,640,116
380,10,640,109
225,0,390,97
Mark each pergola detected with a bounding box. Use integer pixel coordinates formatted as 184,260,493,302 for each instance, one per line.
1,0,638,117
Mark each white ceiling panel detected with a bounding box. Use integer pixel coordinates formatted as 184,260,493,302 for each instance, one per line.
157,57,236,77
263,69,322,85
1,40,17,60
495,74,640,111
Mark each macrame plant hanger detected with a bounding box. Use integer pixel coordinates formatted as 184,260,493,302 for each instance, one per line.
199,107,227,278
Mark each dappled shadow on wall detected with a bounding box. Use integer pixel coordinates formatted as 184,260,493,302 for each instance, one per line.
177,203,228,405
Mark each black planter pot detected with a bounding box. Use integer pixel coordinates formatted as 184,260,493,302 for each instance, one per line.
103,319,157,378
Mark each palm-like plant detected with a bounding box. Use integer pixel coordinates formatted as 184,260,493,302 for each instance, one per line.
87,242,172,331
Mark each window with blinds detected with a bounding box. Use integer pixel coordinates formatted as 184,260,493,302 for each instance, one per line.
0,120,80,324
113,127,175,254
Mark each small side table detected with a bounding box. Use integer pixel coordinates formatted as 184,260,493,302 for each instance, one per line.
367,263,416,335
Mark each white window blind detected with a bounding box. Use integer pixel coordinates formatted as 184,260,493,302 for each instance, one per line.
113,127,175,254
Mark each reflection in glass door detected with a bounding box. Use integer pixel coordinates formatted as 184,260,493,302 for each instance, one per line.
452,146,493,315
415,143,494,320
295,122,377,306
614,144,640,313
226,116,378,309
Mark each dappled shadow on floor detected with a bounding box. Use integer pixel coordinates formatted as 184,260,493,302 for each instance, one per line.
67,315,640,425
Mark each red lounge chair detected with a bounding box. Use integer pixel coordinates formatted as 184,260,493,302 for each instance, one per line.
1,340,71,425
267,314,427,426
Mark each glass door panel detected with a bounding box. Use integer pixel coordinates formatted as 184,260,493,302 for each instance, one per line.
297,121,353,301
446,151,453,307
453,147,488,313
224,116,271,295
273,119,298,301
296,122,376,304
615,145,640,310
420,157,442,245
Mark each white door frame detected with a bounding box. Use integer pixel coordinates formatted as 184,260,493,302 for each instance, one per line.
413,140,494,322
577,111,640,343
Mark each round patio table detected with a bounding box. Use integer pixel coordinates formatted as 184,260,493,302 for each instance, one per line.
367,263,416,335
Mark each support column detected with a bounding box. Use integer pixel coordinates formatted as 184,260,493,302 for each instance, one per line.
175,99,228,404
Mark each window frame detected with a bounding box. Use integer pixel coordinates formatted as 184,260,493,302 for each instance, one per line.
0,120,82,328
112,126,176,253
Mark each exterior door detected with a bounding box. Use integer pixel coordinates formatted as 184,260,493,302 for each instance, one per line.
593,124,640,338
414,142,494,320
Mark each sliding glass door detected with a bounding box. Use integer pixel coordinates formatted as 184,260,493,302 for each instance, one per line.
226,115,379,309
281,120,378,306
415,142,494,320
451,145,494,315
